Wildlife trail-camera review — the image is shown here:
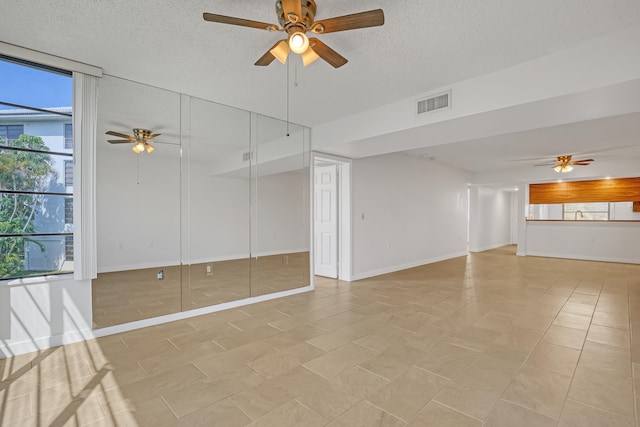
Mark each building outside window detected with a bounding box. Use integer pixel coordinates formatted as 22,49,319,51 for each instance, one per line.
0,56,74,280
64,159,74,186
64,122,73,149
0,124,24,143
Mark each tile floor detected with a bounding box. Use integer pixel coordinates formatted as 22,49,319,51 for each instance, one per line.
2,246,640,426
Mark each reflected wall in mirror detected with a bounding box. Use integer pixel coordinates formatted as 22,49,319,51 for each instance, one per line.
185,97,251,310
93,75,182,328
254,115,311,296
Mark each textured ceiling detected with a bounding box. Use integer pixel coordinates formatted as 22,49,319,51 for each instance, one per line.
1,0,640,128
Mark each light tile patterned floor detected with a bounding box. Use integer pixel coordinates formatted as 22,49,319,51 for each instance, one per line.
2,246,640,426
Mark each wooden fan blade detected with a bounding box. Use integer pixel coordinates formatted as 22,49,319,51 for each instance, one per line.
108,139,132,144
534,163,556,167
106,131,133,139
311,9,384,34
280,0,302,23
308,38,348,68
254,48,278,67
147,134,161,139
570,159,594,164
203,13,279,31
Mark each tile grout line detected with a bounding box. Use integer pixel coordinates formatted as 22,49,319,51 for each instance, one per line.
480,282,580,424
552,285,602,424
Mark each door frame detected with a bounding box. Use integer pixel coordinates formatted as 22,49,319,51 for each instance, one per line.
311,152,352,281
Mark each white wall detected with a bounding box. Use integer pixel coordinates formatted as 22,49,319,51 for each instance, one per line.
611,202,640,220
188,172,250,263
351,154,469,280
313,25,640,156
469,186,512,252
257,170,310,256
187,168,309,263
0,277,92,357
510,192,519,245
96,143,182,272
526,221,640,264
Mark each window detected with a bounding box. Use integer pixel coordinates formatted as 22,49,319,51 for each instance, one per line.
0,56,73,280
0,124,24,143
64,197,73,224
563,202,610,220
64,123,73,149
64,159,74,186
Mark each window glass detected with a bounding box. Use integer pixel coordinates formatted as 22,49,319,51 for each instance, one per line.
0,57,73,280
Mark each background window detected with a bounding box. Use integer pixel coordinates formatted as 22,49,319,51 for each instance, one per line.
64,123,73,149
64,159,74,186
65,197,73,224
0,124,24,144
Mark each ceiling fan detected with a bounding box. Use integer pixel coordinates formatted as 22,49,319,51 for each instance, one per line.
106,129,160,154
535,155,595,173
203,0,384,68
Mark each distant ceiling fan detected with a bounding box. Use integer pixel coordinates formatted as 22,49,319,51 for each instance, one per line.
535,155,594,173
106,129,160,154
202,0,384,68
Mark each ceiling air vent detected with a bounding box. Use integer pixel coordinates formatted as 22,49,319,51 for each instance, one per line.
417,91,450,115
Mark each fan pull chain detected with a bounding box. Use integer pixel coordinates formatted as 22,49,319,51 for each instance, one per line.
136,154,141,185
286,57,290,137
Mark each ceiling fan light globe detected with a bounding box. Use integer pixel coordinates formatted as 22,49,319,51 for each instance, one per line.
564,165,573,173
133,141,145,154
145,143,155,154
302,47,320,66
289,32,309,54
270,40,290,64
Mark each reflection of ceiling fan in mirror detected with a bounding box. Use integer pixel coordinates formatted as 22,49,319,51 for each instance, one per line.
535,155,595,173
203,0,384,68
106,129,161,154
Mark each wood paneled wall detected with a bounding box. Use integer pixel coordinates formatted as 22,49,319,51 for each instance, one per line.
530,177,640,204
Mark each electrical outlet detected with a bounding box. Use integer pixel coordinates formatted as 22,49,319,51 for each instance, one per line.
206,264,213,276
157,270,164,280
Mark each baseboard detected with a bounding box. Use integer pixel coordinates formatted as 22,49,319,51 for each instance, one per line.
350,251,469,281
468,242,511,253
526,251,640,265
0,328,94,359
0,285,314,359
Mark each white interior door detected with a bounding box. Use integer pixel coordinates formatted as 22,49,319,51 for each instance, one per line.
314,164,338,278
